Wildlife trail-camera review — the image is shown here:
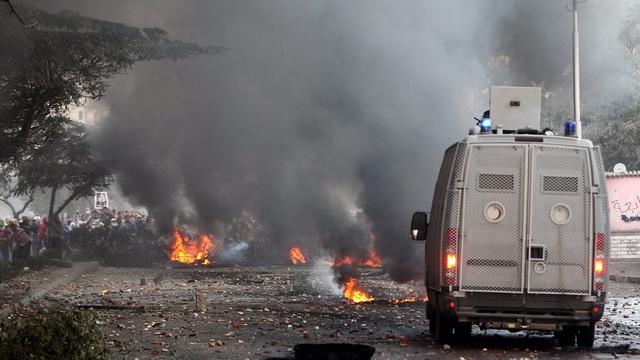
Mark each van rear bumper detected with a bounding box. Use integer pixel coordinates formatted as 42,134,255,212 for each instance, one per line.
457,310,593,321
433,289,605,329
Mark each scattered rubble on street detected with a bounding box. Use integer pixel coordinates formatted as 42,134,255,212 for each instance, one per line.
1,264,637,359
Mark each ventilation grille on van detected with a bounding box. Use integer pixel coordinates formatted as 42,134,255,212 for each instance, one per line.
478,174,514,191
542,176,578,192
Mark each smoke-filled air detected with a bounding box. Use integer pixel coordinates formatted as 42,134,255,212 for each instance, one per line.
20,0,630,282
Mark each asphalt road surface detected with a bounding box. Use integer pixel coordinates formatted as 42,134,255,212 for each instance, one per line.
19,265,640,359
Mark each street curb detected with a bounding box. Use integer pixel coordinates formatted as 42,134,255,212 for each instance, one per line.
609,274,640,284
0,261,99,320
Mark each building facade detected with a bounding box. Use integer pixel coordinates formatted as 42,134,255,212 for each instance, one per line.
607,169,640,260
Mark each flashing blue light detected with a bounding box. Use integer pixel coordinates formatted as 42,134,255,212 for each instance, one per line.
564,120,577,137
480,117,492,133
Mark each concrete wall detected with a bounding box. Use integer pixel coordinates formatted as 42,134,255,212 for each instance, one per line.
607,174,640,259
611,234,640,260
607,176,640,233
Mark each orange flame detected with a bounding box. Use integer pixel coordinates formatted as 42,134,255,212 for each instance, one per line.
362,250,383,268
289,247,307,264
391,296,428,304
343,277,374,304
326,253,382,268
334,256,354,267
169,227,214,265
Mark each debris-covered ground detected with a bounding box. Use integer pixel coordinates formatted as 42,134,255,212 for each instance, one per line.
3,264,640,359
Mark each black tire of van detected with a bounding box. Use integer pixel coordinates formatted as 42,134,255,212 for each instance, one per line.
434,311,454,344
426,302,435,335
576,323,595,348
556,326,576,347
454,322,472,344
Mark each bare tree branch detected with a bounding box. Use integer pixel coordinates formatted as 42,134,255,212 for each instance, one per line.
2,0,26,26
15,191,34,217
0,196,17,216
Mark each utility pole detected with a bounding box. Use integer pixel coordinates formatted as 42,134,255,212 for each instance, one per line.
572,0,582,138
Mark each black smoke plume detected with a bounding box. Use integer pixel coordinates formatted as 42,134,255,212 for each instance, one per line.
18,0,630,282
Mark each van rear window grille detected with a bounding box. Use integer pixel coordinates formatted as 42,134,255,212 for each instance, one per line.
478,174,514,191
466,259,518,267
543,176,578,192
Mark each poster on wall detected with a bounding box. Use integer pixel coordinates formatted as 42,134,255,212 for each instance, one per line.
607,176,640,233
94,192,109,209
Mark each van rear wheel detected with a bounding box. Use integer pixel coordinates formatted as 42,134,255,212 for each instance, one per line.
426,302,435,335
556,326,576,347
454,322,472,344
576,323,595,348
434,311,454,344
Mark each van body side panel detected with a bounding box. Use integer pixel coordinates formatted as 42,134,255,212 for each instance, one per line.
426,144,458,287
527,145,592,295
459,144,527,293
440,143,467,286
591,146,610,292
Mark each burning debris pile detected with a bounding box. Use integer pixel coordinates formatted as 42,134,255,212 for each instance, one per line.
343,277,374,304
285,245,383,303
391,296,429,304
287,247,383,269
108,220,424,306
169,227,217,265
326,252,383,269
289,247,306,264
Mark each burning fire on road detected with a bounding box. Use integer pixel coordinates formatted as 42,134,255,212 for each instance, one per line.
391,296,428,304
343,277,374,304
169,227,215,265
325,250,383,269
361,250,383,268
289,247,307,264
327,248,382,304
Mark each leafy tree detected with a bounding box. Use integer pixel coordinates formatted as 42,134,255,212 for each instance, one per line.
0,182,35,219
0,4,223,172
13,122,112,221
586,106,640,171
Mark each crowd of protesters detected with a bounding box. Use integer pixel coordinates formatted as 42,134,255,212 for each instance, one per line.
0,208,156,264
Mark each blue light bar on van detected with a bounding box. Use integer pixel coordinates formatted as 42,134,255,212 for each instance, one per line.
564,120,577,137
480,117,492,133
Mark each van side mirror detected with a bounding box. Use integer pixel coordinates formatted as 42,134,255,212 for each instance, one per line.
411,211,428,241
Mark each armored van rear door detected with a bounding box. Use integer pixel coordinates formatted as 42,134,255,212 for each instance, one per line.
526,145,592,295
459,144,528,293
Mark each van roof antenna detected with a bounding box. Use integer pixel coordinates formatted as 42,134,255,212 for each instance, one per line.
569,0,586,138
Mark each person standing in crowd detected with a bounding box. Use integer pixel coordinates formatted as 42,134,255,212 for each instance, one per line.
9,221,31,261
37,217,49,253
47,217,64,259
29,216,40,256
0,224,12,263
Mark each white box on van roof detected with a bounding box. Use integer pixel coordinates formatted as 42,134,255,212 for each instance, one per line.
490,86,541,130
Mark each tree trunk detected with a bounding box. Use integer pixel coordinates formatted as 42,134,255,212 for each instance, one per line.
15,193,34,218
48,185,57,239
0,198,17,218
53,185,89,219
0,192,35,219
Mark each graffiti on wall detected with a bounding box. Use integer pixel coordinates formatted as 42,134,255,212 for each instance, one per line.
607,177,640,233
611,197,640,223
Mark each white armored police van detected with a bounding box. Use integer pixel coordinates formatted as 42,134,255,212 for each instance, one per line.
410,86,609,347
